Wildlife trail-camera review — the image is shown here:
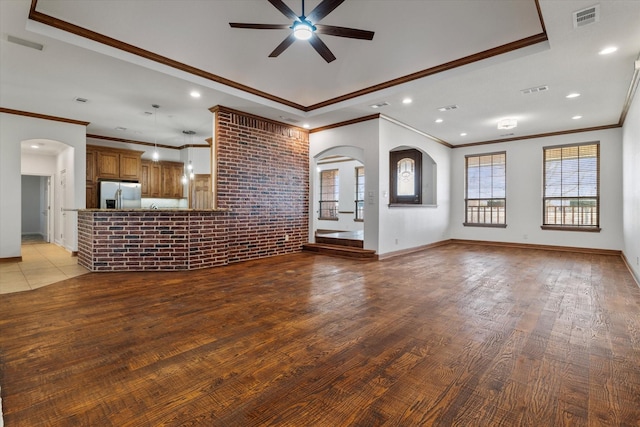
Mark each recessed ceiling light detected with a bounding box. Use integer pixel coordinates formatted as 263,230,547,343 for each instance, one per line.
460,132,467,136
190,91,201,98
402,98,412,104
599,46,618,55
31,145,39,149
370,102,390,109
115,127,127,131
566,93,581,98
435,119,443,123
302,124,310,129
572,115,583,120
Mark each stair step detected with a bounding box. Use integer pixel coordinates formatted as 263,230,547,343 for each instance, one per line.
303,243,377,260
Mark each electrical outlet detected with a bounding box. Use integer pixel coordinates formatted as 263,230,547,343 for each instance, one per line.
284,234,289,242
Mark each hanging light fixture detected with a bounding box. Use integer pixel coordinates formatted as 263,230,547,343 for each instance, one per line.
152,104,160,161
183,130,196,180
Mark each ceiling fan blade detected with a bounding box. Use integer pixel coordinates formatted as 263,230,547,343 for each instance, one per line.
307,0,345,23
230,23,291,30
268,0,300,21
269,33,297,58
308,34,336,63
315,25,374,40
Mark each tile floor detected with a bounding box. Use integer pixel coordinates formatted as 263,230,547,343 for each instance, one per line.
0,239,89,294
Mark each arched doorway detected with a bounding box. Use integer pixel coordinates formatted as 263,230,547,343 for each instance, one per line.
311,146,366,250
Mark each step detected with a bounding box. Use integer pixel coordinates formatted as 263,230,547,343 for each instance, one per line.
303,243,377,260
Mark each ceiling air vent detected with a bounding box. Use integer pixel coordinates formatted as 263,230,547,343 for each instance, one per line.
74,97,88,103
573,5,600,28
370,102,390,109
521,85,549,95
7,35,44,51
437,105,458,112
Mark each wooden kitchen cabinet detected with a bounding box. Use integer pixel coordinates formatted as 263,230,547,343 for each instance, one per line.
161,162,185,198
141,160,161,198
88,145,143,182
141,160,184,199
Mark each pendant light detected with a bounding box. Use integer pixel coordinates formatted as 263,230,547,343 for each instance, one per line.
152,104,160,161
183,130,196,180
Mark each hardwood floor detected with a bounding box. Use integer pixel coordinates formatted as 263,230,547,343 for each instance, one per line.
1,243,639,426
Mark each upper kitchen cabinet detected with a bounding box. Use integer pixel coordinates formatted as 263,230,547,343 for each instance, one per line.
89,145,143,181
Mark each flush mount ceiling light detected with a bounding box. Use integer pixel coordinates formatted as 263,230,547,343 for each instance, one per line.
435,119,443,123
497,118,517,130
572,115,583,120
566,93,581,98
190,91,201,98
402,98,413,105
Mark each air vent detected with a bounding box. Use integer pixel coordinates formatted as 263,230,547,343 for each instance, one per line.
370,102,390,109
521,85,549,95
182,130,196,135
74,97,88,103
279,116,300,123
437,105,458,112
7,35,44,51
573,5,599,28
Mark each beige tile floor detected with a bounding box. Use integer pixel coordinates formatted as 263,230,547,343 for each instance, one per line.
0,240,89,294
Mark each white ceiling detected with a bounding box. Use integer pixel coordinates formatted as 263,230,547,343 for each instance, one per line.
1,0,639,151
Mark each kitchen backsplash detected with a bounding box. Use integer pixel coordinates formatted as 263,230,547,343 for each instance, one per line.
141,198,188,209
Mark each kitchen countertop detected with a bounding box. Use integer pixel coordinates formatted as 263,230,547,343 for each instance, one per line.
78,208,230,212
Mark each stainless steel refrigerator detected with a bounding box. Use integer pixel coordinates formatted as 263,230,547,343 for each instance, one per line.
99,180,142,209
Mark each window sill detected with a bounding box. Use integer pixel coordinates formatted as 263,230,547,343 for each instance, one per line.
463,223,507,228
318,217,339,221
541,225,601,232
388,204,438,208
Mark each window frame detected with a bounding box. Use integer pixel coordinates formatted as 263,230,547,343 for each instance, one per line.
318,168,339,221
542,142,600,232
389,149,422,205
464,151,507,228
355,166,364,221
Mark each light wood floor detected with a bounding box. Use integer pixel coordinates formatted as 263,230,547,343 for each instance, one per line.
1,243,639,426
0,240,89,294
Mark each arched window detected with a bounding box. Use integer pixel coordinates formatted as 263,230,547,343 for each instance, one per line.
390,149,422,204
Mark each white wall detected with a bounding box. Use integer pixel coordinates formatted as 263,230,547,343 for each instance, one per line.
378,118,451,255
309,120,380,251
622,85,640,283
450,128,624,251
0,113,86,258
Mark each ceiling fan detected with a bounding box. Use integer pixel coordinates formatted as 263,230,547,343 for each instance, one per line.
229,0,374,63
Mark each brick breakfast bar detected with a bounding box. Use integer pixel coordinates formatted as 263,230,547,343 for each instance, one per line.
77,209,229,271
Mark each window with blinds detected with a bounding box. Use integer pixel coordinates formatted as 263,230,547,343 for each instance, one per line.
464,152,506,226
319,169,339,220
543,142,600,230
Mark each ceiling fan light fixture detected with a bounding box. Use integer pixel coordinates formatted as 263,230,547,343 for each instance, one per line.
292,21,314,40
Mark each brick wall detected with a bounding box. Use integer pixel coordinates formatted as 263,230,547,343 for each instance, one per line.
213,107,309,263
77,210,228,271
